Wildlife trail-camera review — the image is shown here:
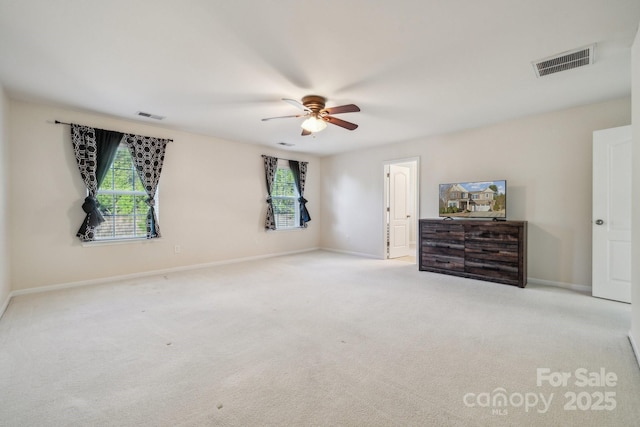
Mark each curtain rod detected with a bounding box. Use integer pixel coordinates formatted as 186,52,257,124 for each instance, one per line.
262,154,308,163
54,120,173,142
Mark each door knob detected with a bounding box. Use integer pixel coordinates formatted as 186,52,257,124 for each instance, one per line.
595,219,604,225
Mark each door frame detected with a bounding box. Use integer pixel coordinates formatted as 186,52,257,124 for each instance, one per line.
383,157,420,260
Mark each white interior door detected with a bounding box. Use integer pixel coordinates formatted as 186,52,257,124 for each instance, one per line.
592,125,632,303
388,164,411,258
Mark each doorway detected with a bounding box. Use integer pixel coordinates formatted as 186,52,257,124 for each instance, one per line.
384,158,419,262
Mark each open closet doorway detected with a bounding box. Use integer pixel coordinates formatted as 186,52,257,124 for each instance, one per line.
384,158,419,263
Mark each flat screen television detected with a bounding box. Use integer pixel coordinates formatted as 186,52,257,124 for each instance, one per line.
439,180,506,219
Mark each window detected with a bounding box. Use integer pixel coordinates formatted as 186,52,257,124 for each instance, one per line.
271,163,300,229
94,144,154,241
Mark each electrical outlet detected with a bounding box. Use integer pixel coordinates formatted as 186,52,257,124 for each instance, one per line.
174,245,181,254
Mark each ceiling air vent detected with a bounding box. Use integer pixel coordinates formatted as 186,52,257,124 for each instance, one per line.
136,111,165,120
532,44,595,78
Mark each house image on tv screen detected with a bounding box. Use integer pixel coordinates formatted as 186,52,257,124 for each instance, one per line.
439,180,506,218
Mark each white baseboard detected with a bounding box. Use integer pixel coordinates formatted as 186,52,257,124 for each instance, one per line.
527,277,591,294
0,292,11,320
629,333,640,370
320,247,383,260
7,248,320,300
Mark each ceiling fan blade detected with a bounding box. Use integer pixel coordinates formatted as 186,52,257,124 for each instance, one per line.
324,115,358,131
261,114,305,121
301,129,312,136
283,98,311,112
323,104,360,115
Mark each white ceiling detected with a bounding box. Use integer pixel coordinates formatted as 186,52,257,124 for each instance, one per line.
1,1,639,156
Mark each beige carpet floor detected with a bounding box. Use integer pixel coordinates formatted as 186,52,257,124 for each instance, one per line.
1,250,638,426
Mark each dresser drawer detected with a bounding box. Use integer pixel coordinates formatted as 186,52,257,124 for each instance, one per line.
464,224,520,244
422,239,464,253
465,241,519,264
421,222,464,242
465,259,519,283
421,253,465,272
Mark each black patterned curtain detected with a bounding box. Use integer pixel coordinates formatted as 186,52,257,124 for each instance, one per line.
288,160,311,227
262,155,278,230
71,124,124,241
124,134,170,238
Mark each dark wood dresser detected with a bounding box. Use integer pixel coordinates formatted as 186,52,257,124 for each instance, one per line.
419,219,527,287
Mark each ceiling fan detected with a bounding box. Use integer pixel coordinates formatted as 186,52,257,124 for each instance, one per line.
261,95,360,136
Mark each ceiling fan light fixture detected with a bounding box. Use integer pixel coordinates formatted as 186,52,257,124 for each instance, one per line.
301,116,327,133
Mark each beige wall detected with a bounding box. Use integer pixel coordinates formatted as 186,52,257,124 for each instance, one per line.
4,94,634,294
321,98,631,288
0,84,9,308
631,24,640,357
8,100,321,291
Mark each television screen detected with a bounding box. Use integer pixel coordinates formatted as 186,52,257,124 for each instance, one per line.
439,180,506,219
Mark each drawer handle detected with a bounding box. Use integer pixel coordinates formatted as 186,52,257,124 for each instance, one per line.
436,260,450,264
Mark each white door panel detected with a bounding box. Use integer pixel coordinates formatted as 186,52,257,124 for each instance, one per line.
592,125,632,303
389,164,411,258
